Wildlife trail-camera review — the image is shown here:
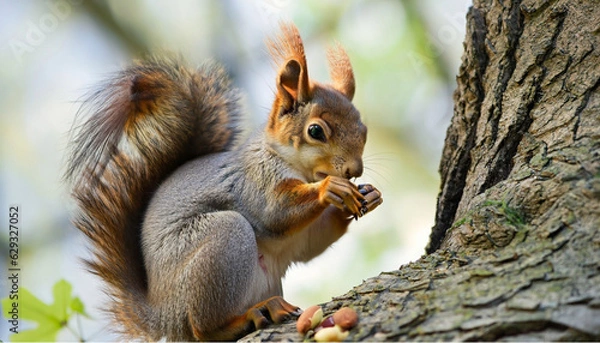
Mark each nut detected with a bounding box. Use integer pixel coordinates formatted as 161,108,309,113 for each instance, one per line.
332,307,358,330
314,325,349,342
296,305,323,334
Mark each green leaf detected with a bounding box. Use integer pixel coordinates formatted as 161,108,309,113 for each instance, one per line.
10,320,61,342
1,279,79,342
2,287,62,342
49,279,72,322
70,296,90,318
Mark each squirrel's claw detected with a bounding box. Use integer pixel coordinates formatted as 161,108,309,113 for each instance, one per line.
357,184,383,217
243,296,300,331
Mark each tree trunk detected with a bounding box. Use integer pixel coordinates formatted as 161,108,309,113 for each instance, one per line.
243,0,600,341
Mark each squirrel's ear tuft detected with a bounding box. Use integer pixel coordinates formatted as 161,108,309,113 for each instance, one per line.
268,22,311,111
327,43,355,101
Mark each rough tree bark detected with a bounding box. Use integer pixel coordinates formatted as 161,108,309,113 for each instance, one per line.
243,0,600,341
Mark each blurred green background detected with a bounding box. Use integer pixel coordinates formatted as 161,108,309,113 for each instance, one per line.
0,0,470,340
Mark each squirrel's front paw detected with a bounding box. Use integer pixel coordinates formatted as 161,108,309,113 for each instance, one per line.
318,176,366,218
357,184,383,216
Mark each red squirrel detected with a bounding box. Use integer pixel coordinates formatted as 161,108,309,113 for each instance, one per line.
66,22,383,341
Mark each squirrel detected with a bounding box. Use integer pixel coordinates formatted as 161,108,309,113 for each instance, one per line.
65,22,383,341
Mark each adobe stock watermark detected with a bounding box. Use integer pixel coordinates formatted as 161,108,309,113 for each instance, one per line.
9,0,82,64
406,11,466,76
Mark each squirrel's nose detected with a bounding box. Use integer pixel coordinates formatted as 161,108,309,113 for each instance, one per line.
344,159,363,179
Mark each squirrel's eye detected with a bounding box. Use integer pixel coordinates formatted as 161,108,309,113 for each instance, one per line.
308,124,326,142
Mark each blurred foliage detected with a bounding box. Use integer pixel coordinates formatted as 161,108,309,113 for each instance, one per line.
1,279,88,342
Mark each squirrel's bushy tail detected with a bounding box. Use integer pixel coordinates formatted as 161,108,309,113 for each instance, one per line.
65,57,242,339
